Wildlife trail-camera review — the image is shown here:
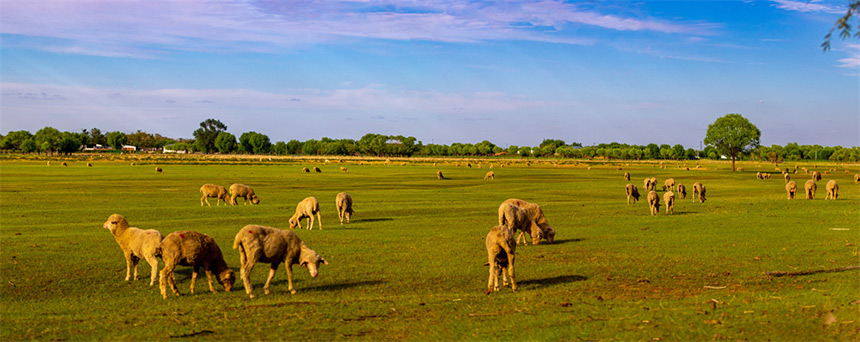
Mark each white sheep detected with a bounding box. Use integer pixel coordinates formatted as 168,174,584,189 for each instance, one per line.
484,171,495,180
825,180,839,200
233,225,328,297
229,183,260,205
785,181,797,200
485,225,516,294
663,191,675,215
102,214,163,286
677,183,687,199
199,184,229,206
498,203,543,245
854,174,860,183
647,191,660,215
625,183,640,205
804,180,817,200
335,192,354,225
289,197,322,230
157,230,235,299
692,182,706,203
498,198,555,244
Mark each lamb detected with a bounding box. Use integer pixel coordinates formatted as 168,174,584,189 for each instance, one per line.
825,180,838,200
693,182,706,203
437,171,444,180
625,183,640,205
102,214,163,286
662,178,675,191
155,166,162,173
302,167,310,173
498,198,555,244
157,230,235,299
677,183,687,199
340,167,349,173
199,184,229,206
785,181,797,200
314,166,321,173
811,171,822,181
485,225,516,294
647,191,660,215
289,197,322,230
484,171,495,180
804,180,817,200
335,192,354,225
498,203,543,245
229,183,260,205
623,171,630,181
663,191,675,215
233,225,328,297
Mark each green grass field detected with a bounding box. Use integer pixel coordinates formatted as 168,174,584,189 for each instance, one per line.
1,155,858,341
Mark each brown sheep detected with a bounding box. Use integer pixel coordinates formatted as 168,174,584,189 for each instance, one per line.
485,225,516,294
804,180,817,200
62,162,68,167
677,183,687,199
785,181,797,200
693,182,706,203
625,183,640,205
302,167,310,173
289,197,321,230
811,171,822,181
199,184,229,206
498,203,543,246
335,192,354,225
662,178,675,191
157,230,235,299
437,171,444,180
647,191,660,216
498,198,555,244
340,167,349,173
102,214,163,286
87,162,92,167
484,171,495,180
825,180,838,200
763,173,771,180
229,183,260,205
784,173,790,183
314,166,321,173
663,191,675,215
155,166,162,173
623,171,630,181
233,225,327,297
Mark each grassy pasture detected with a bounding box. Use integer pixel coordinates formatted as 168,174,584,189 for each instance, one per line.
1,156,858,341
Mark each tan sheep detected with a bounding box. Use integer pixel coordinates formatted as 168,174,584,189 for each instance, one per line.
785,181,797,200
157,230,235,299
693,182,706,203
763,173,771,180
314,166,321,173
155,166,162,173
663,191,675,215
199,184,229,206
649,177,657,191
756,172,763,180
335,192,354,225
623,171,630,181
302,167,310,173
289,197,322,230
485,225,516,294
784,173,791,183
662,178,675,191
804,180,817,200
484,171,495,180
340,167,349,173
437,171,444,180
233,225,327,297
825,180,838,200
102,214,163,286
811,171,822,181
229,183,260,205
647,191,660,215
854,174,860,184
643,178,652,191
677,183,687,199
625,183,640,205
87,162,92,167
498,203,543,246
499,198,555,244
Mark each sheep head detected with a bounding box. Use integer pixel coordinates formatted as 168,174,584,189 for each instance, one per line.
250,195,260,205
219,269,236,291
103,214,129,233
542,225,556,244
528,221,544,245
299,244,328,278
288,216,300,229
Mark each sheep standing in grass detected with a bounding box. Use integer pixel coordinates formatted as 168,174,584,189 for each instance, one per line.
649,177,657,191
662,178,675,191
805,180,817,200
825,180,838,200
785,181,797,200
289,197,322,230
498,203,543,245
498,198,555,244
437,171,444,180
302,167,310,173
335,192,354,225
314,166,321,173
784,173,791,183
340,167,349,173
102,214,163,286
854,174,860,184
485,225,516,294
663,191,675,215
811,171,822,181
158,230,235,299
87,163,92,167
484,171,495,180
623,172,630,181
625,183,640,205
693,182,706,203
229,183,260,205
677,183,687,199
647,191,660,215
62,162,68,167
199,184,229,206
155,166,162,173
233,225,328,297
643,178,652,192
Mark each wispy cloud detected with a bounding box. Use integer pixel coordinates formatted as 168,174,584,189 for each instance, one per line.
770,0,844,14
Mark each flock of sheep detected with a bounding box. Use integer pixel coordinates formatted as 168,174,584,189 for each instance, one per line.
622,172,706,216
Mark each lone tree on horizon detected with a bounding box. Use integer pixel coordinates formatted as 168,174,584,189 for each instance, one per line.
193,118,227,154
704,113,760,172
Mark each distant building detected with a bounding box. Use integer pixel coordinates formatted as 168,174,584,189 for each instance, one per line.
82,144,112,151
121,145,137,151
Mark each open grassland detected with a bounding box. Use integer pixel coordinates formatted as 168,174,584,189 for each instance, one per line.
1,155,858,341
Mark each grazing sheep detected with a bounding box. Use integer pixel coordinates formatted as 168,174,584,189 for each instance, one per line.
340,167,349,173
62,162,68,167
649,177,657,191
157,230,235,299
499,198,555,244
498,203,543,246
314,166,321,173
763,173,772,180
785,181,798,200
825,180,838,200
784,173,791,183
737,167,744,172
677,183,687,199
437,171,444,180
199,184,229,206
623,171,630,181
485,225,516,294
335,192,354,225
302,167,310,173
643,178,652,191
647,191,660,215
756,172,763,180
289,197,322,230
87,162,92,167
229,183,260,205
155,166,162,173
467,163,472,168
811,171,822,181
663,191,675,215
692,182,706,203
804,180,817,200
625,183,640,205
484,171,495,180
233,225,328,297
102,214,163,286
854,174,860,184
662,178,675,191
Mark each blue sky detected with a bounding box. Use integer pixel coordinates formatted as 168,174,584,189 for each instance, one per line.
1,0,857,148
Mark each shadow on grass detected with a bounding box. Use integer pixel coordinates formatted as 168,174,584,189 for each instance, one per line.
546,238,584,245
304,280,384,292
518,274,588,288
353,218,393,223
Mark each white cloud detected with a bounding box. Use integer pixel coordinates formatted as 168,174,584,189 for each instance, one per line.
770,0,843,14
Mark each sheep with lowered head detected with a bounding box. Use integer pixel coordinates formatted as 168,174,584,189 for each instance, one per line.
335,192,354,225
155,166,162,173
229,183,260,205
157,230,235,299
102,214,164,286
825,180,838,200
692,182,706,203
437,171,444,180
811,171,822,181
498,198,555,244
854,174,860,184
677,183,687,199
785,181,797,200
233,225,328,297
784,173,791,183
662,178,675,191
484,171,495,180
498,203,543,245
314,166,321,173
647,191,660,215
663,191,675,215
804,180,817,200
302,167,310,173
199,184,229,206
625,183,640,205
485,225,516,294
623,171,630,181
643,178,653,192
289,196,322,230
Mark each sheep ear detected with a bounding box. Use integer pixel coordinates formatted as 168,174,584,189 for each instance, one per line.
300,261,307,266
322,258,329,265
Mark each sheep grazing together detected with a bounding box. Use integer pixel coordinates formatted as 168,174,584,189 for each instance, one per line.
825,180,839,200
233,225,328,297
811,171,822,181
662,178,675,191
155,166,162,173
289,197,322,230
498,203,543,245
663,191,675,215
804,180,817,200
158,230,235,299
692,182,706,203
229,183,260,205
623,171,630,181
625,183,640,205
498,198,555,245
677,183,687,199
199,184,229,206
647,191,661,216
437,171,444,180
785,181,798,200
335,192,354,225
102,214,164,286
484,171,495,180
302,167,310,173
485,225,516,294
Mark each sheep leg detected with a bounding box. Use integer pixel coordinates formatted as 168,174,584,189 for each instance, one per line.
204,268,217,293
131,255,140,281
486,253,497,293
338,208,344,225
144,254,159,286
123,252,134,281
306,216,312,230
504,251,516,292
190,266,199,294
159,263,180,299
264,264,279,295
316,212,322,230
286,265,297,294
240,255,257,298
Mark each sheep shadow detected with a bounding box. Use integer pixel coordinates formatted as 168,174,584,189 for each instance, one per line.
546,238,584,245
353,218,393,223
303,280,384,292
517,274,588,288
